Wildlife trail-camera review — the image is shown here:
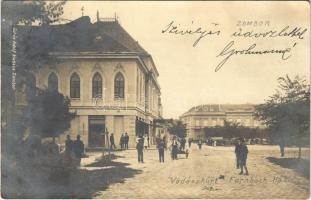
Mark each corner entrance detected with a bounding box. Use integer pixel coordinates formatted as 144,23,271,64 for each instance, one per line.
88,115,105,147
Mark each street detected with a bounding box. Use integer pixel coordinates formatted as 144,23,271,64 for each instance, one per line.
81,145,309,199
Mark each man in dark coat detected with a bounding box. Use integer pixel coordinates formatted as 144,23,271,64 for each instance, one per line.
171,137,178,160
188,138,192,148
136,138,144,163
65,135,74,154
180,138,186,150
119,134,125,149
65,135,74,166
198,139,202,150
163,136,167,149
73,135,84,166
235,139,241,169
158,139,165,163
110,133,116,150
238,139,249,175
124,133,129,149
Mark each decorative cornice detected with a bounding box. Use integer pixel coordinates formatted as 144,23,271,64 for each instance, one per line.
49,52,161,91
92,62,102,72
114,63,125,73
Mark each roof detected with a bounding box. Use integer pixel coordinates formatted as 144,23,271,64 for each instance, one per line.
181,104,256,116
15,16,161,90
16,16,150,56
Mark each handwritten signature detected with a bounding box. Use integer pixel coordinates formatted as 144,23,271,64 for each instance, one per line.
215,41,296,72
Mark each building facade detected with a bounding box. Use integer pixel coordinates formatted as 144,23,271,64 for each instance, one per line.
19,16,162,148
180,104,265,139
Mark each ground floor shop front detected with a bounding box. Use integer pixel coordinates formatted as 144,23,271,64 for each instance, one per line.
59,113,159,148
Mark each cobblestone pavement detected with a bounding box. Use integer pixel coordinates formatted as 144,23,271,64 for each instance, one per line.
89,145,309,199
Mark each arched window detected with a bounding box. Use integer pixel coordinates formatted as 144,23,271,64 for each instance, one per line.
114,72,124,99
92,72,102,98
70,73,80,98
48,72,58,91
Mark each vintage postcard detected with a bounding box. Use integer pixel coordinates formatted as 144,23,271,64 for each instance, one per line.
1,1,310,199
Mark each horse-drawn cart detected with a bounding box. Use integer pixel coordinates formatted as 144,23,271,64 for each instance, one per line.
177,148,189,158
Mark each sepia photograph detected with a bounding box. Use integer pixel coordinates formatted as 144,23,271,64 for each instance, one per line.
1,1,310,199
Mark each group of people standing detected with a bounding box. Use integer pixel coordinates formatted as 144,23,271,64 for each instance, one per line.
65,135,84,166
136,135,165,163
137,136,190,163
235,138,249,175
65,133,250,176
119,133,130,149
108,132,130,150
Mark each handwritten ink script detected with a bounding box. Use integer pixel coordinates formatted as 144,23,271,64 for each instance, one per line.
161,21,221,47
215,41,296,72
161,21,308,72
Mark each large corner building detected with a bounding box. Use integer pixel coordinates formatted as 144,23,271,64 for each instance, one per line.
18,16,162,147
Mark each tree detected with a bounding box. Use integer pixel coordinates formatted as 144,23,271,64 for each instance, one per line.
29,89,75,140
1,1,67,157
255,75,310,158
2,1,66,73
3,1,67,79
168,121,187,138
203,120,267,140
2,1,66,25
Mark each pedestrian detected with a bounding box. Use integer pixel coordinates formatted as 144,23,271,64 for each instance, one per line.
119,133,125,149
65,135,74,154
239,138,249,175
188,138,192,148
171,137,178,160
156,136,161,147
198,139,202,150
124,132,129,149
136,138,144,163
65,135,75,167
163,136,167,149
158,139,165,163
235,139,241,169
73,135,84,166
180,138,186,150
147,136,150,147
144,135,148,149
110,133,116,150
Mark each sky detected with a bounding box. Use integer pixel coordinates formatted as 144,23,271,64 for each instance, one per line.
61,1,310,118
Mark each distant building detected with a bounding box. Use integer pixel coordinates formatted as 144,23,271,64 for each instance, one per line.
180,104,265,139
16,16,162,148
154,118,174,140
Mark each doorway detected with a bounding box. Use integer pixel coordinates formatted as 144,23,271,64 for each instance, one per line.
88,116,105,147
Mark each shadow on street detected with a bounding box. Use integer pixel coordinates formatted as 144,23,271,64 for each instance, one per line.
2,156,142,198
266,157,310,179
